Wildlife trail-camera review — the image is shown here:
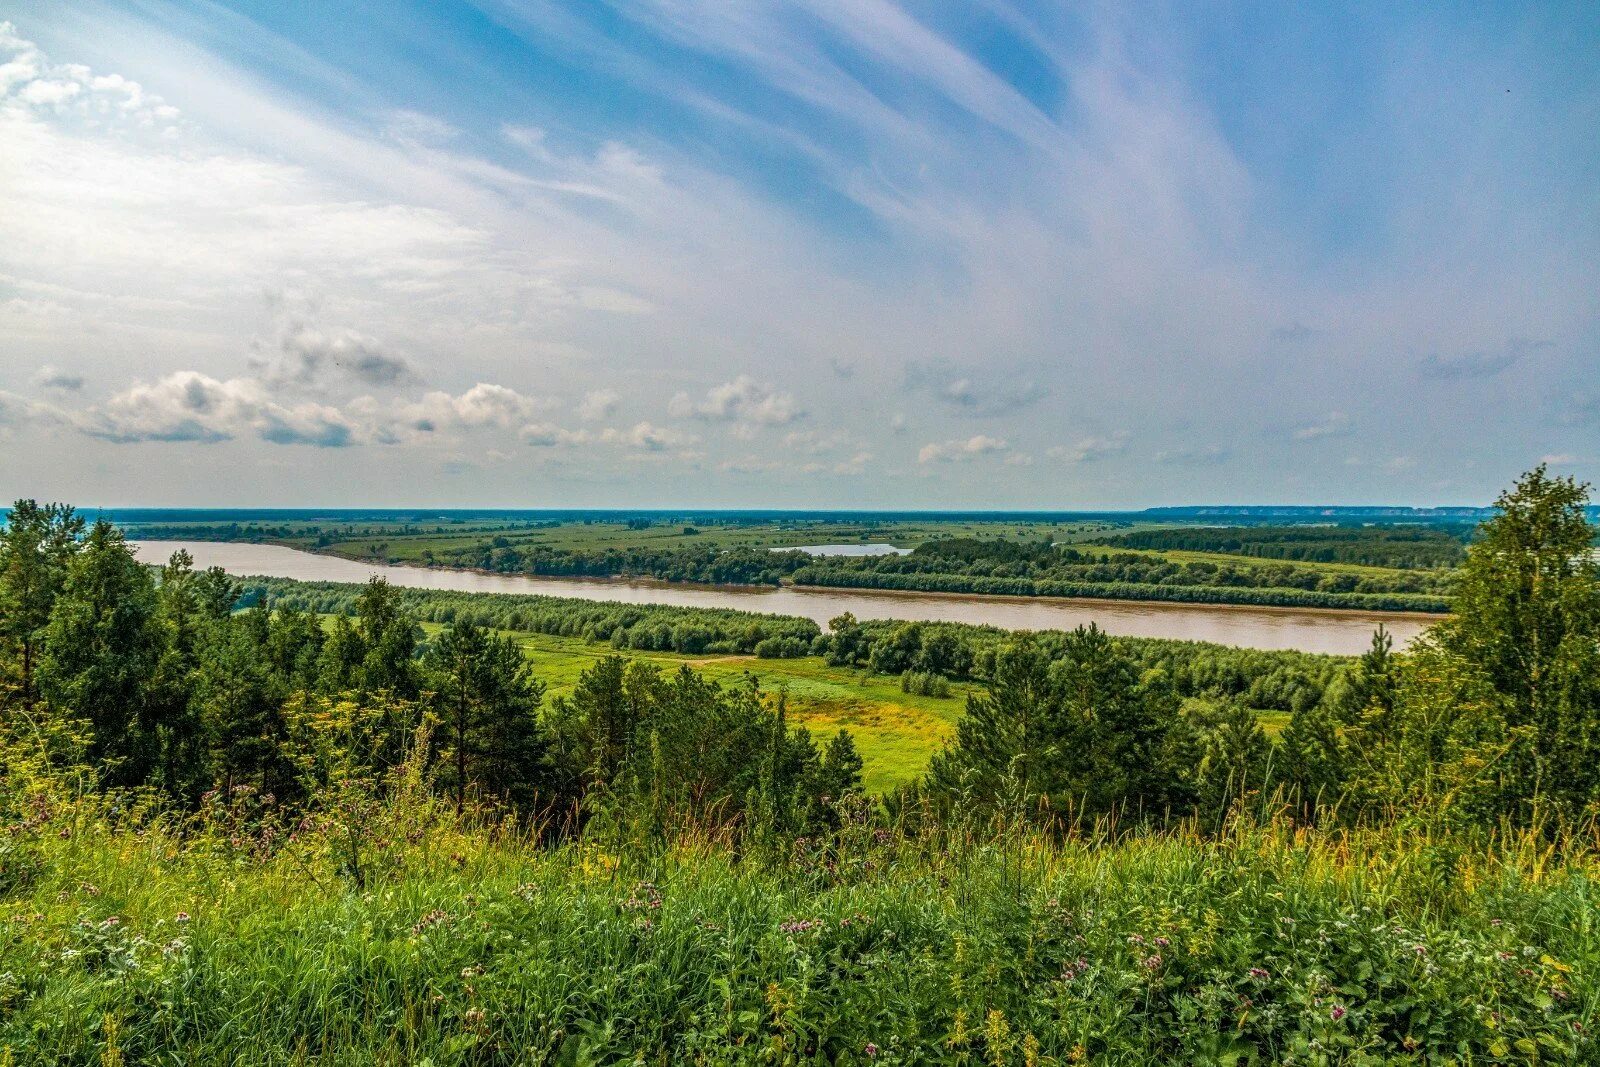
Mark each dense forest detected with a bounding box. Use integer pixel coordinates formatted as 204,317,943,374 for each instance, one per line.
1091,525,1472,568
1,467,1597,1060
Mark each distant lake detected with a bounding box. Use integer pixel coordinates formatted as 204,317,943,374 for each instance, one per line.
774,543,911,557
131,540,1433,656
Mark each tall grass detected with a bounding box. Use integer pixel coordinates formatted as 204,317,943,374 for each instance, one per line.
1,772,1594,1064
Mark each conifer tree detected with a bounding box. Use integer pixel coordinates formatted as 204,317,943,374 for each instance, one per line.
0,500,84,703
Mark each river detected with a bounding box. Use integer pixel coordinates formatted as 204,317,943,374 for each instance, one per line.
130,540,1434,656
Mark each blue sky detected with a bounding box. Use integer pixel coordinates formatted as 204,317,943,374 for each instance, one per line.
0,0,1596,507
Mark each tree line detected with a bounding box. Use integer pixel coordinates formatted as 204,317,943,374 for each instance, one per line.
1091,524,1472,569
906,467,1600,831
3,465,1595,839
403,533,1452,610
0,512,860,845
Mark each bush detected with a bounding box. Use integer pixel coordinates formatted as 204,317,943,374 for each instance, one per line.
900,670,951,697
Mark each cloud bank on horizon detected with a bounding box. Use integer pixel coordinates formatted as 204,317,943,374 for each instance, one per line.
0,0,1595,507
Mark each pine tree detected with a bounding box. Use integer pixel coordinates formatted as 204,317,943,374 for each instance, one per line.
0,500,84,703
36,521,163,785
426,620,549,813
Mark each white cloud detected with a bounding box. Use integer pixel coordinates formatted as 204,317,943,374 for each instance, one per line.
388,383,544,438
77,371,356,447
783,428,850,454
254,323,416,388
669,375,802,428
0,9,1594,505
918,434,1008,463
576,389,619,421
31,364,83,391
520,422,590,447
66,367,548,451
602,421,697,452
1047,433,1128,464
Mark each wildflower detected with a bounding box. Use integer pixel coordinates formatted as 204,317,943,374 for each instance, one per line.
1142,954,1162,971
1248,967,1270,981
1330,1005,1346,1022
411,909,452,936
1155,936,1170,948
864,1042,879,1057
175,911,191,923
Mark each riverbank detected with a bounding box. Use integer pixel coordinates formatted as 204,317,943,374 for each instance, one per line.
130,540,1431,654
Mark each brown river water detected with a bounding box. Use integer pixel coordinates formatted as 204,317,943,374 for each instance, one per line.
130,540,1435,656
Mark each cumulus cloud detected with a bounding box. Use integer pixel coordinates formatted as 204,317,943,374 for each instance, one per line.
66,367,546,450
576,389,619,421
77,371,356,447
520,422,590,447
254,324,417,389
1047,433,1128,464
31,365,83,391
918,434,1008,463
379,383,545,441
668,376,801,428
602,421,697,452
0,22,178,128
1292,412,1353,441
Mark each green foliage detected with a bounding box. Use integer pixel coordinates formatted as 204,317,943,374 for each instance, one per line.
0,499,83,703
1436,466,1600,822
0,769,1594,1063
3,470,1600,1059
241,575,824,657
1095,524,1470,568
36,521,166,787
899,670,951,697
794,563,1450,612
425,619,551,814
926,627,1180,823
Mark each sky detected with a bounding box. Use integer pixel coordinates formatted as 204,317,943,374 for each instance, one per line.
0,1,1596,508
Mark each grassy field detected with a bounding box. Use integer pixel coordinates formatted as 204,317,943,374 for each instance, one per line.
421,627,1289,792
507,631,968,794
4,791,1593,1063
